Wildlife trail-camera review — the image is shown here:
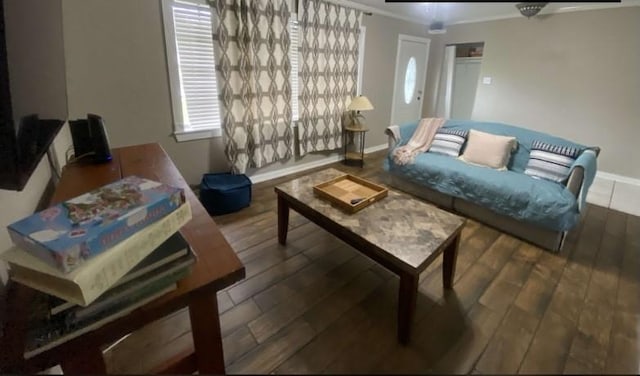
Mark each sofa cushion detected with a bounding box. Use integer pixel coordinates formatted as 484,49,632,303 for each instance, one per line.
460,129,517,170
384,152,580,231
428,129,468,157
524,141,581,183
428,120,587,173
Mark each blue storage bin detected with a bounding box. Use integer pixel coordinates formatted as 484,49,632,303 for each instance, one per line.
200,173,252,215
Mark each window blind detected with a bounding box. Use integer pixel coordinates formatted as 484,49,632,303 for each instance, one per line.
171,2,220,131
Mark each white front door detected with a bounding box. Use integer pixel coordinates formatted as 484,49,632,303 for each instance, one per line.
391,35,430,126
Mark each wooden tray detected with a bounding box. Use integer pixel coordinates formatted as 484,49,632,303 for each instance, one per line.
313,174,388,214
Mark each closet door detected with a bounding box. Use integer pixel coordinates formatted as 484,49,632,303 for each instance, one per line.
451,58,481,120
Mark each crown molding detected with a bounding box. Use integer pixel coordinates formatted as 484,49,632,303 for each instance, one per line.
328,1,640,28
450,3,640,26
325,0,429,26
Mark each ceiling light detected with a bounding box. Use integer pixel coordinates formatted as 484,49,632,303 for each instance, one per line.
426,3,446,34
428,21,446,34
515,2,548,18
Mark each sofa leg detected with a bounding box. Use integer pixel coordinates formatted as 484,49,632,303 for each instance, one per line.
556,231,568,253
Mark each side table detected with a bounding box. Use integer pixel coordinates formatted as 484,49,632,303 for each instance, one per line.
343,126,368,167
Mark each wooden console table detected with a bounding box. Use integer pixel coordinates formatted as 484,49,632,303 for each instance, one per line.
0,143,245,374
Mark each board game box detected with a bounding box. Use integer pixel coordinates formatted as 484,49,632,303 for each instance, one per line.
7,176,185,273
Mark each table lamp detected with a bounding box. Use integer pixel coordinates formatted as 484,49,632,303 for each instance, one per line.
347,95,374,129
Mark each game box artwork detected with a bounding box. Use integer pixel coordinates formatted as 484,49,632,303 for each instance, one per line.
7,176,185,273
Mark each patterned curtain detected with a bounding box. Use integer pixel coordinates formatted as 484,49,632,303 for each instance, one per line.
298,0,362,156
212,0,293,174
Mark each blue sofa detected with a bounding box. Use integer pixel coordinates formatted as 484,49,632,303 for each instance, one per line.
384,120,599,252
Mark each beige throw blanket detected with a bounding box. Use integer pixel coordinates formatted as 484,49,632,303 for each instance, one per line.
392,118,445,165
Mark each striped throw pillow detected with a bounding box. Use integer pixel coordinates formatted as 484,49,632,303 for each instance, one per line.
524,141,581,183
428,129,469,157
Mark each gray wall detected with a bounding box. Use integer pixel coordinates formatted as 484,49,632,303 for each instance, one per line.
422,7,640,179
4,0,67,124
360,14,431,147
62,0,229,185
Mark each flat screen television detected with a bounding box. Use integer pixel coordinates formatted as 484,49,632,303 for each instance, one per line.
0,0,67,191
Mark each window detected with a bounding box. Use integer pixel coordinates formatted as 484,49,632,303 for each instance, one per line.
162,0,221,142
404,57,417,104
289,17,299,122
162,4,362,136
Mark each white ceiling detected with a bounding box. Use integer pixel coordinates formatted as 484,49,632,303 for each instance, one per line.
345,1,640,26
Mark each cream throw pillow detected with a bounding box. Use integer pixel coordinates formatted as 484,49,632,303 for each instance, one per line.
459,129,517,170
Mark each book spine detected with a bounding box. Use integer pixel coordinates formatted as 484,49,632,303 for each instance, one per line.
74,202,192,306
49,247,189,316
71,267,191,324
24,284,178,359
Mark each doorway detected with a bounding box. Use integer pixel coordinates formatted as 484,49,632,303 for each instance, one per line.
437,42,484,120
391,34,430,126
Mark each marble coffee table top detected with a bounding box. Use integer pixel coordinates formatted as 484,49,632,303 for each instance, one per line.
275,168,465,272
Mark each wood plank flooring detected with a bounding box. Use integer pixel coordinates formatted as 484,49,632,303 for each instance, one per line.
103,150,640,374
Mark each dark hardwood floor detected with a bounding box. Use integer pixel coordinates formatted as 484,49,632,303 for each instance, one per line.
103,150,640,374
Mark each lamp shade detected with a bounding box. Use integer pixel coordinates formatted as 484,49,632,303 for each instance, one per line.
347,96,374,111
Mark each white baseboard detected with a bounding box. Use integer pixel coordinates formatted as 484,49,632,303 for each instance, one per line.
248,144,388,184
587,171,640,216
595,171,640,187
248,155,342,184
364,144,389,154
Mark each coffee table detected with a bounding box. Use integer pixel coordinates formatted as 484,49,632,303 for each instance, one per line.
274,168,465,344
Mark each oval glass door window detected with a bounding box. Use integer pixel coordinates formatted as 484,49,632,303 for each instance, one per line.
404,57,417,104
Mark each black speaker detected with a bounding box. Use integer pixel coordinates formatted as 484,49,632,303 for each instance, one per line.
69,113,112,163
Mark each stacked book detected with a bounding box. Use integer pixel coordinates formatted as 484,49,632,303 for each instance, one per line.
1,176,196,358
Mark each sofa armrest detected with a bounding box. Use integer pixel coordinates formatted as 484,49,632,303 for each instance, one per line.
566,166,584,198
385,125,401,149
567,148,598,211
385,121,420,150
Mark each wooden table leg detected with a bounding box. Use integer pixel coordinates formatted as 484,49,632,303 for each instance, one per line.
188,291,225,374
59,345,106,374
443,233,460,289
277,194,289,245
398,273,419,345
